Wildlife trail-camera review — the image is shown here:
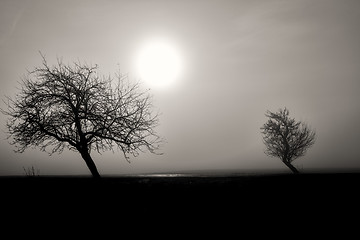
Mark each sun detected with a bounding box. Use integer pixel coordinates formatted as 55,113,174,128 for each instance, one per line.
135,38,182,89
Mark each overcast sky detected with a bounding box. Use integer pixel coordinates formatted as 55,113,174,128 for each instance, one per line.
1,0,360,176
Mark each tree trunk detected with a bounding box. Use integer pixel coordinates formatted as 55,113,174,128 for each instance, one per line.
80,150,101,178
283,160,300,174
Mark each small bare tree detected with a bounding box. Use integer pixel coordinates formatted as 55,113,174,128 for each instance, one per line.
260,108,316,174
1,56,162,178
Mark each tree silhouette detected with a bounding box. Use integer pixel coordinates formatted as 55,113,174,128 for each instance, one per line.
260,108,316,174
1,56,162,178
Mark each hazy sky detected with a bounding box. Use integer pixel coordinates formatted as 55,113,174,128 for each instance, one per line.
1,0,360,176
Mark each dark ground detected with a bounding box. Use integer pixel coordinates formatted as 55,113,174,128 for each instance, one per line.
1,172,359,235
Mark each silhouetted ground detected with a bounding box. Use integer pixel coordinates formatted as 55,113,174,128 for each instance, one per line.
1,172,359,235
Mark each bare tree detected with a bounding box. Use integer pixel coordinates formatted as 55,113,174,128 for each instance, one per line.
1,56,162,178
260,108,316,174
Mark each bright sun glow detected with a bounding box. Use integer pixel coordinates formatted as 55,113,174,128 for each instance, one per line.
135,39,182,89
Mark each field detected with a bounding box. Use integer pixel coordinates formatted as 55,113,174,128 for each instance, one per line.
1,172,359,234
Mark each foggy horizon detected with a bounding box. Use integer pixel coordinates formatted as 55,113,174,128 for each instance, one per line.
1,0,360,176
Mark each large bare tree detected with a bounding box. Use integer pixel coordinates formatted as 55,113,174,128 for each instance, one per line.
1,56,162,178
260,108,316,174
